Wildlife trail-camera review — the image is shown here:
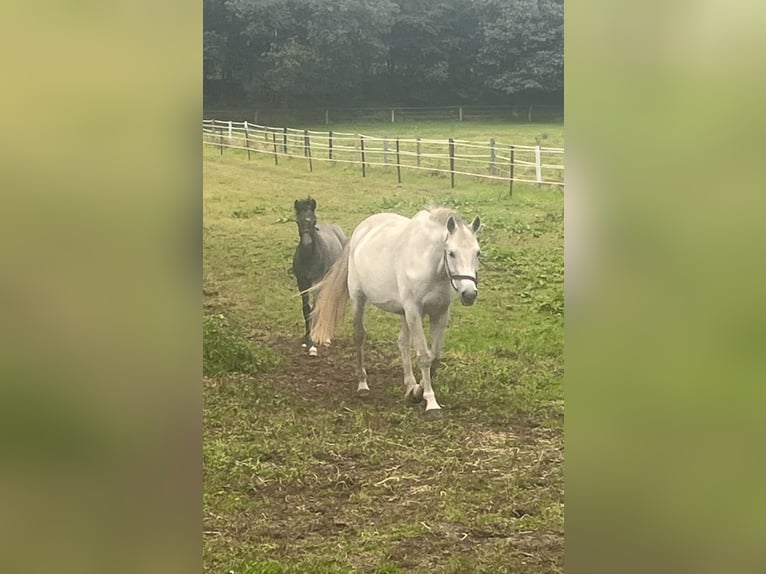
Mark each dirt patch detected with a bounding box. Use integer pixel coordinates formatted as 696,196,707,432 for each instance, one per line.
260,335,407,408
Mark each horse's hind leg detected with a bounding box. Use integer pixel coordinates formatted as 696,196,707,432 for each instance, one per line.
350,292,369,394
429,309,450,380
399,317,422,401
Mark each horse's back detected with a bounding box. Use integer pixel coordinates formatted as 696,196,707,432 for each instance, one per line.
352,212,408,242
326,223,347,247
347,213,411,312
316,223,346,261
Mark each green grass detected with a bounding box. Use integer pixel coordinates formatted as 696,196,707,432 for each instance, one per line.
203,313,281,377
204,122,563,573
304,122,564,148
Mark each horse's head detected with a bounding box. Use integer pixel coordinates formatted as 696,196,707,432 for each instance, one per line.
444,215,481,306
294,197,318,247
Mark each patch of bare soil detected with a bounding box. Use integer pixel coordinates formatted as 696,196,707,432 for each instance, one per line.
260,335,405,408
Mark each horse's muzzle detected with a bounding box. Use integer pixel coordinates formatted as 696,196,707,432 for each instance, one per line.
460,288,477,306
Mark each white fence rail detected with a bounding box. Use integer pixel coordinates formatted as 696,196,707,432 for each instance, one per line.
202,119,564,190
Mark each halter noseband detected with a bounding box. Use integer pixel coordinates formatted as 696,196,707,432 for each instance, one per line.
443,250,478,292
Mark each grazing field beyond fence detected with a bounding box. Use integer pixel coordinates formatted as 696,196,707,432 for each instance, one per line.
203,104,564,126
203,119,564,192
203,121,564,573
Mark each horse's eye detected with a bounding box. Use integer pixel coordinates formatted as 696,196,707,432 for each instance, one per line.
448,250,455,258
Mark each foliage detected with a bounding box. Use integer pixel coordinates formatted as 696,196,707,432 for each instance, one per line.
204,0,563,107
203,313,280,376
476,0,564,94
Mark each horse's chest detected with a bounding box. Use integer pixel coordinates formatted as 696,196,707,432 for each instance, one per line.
422,289,451,315
293,252,326,284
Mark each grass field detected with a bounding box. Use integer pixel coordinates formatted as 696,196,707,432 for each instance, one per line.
203,122,564,573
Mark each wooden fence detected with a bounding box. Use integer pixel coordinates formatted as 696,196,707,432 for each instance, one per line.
202,119,564,192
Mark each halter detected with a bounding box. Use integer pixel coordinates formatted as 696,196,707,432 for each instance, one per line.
443,249,478,292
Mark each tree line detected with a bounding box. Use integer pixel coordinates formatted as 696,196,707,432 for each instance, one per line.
204,0,563,109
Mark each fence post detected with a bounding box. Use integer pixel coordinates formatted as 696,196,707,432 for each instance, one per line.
528,104,533,122
304,130,312,172
272,132,278,165
219,126,223,156
325,109,329,125
396,137,401,184
254,110,258,124
391,109,395,123
228,120,233,139
459,106,463,122
416,137,421,167
509,145,515,197
535,145,542,187
449,138,455,189
328,131,333,160
383,136,389,164
489,138,496,176
360,136,366,178
283,127,288,154
244,121,251,160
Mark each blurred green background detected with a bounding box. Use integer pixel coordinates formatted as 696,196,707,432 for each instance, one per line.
567,1,766,573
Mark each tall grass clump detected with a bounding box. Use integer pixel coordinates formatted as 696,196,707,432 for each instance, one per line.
203,314,280,376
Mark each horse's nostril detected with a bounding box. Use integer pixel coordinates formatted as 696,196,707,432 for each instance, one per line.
461,290,477,305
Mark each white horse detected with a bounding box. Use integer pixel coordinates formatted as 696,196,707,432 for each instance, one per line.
310,207,481,415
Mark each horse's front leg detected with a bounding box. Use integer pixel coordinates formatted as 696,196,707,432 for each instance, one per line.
300,289,317,356
404,305,440,414
429,309,450,381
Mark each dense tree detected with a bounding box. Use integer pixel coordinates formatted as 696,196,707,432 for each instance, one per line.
203,0,563,108
475,0,564,94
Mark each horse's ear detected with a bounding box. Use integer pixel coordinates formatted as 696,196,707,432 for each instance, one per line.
309,198,317,211
471,216,481,234
447,216,457,234
294,199,300,211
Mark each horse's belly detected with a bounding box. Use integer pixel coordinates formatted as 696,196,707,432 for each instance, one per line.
370,297,405,315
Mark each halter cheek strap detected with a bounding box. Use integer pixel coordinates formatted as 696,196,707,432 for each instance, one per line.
443,250,479,292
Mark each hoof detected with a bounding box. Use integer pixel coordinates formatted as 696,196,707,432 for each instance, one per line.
404,384,423,403
424,408,443,418
308,346,318,357
301,342,307,348
357,387,370,398
322,339,332,347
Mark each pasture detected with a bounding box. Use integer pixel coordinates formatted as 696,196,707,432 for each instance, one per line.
203,122,564,573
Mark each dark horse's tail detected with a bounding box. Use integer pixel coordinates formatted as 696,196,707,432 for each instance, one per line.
309,243,350,343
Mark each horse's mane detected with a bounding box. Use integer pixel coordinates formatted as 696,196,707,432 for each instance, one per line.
422,206,464,226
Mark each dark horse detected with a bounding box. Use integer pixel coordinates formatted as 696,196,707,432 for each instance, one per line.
292,197,347,356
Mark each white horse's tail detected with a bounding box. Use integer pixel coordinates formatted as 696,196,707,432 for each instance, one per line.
310,244,350,343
